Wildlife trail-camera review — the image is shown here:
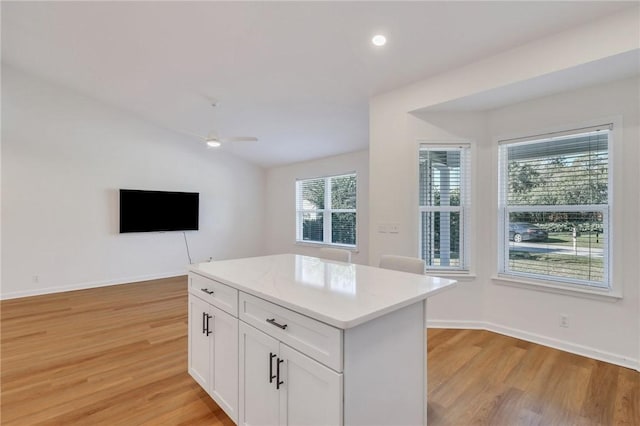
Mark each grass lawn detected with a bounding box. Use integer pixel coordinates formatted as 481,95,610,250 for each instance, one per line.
508,250,604,282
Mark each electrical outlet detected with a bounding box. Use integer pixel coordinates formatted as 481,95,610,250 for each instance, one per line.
32,275,39,283
560,314,569,328
388,223,400,234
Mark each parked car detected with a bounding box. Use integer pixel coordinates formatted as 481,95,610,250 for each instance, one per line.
509,222,548,242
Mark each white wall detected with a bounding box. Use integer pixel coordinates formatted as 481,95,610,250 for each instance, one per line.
369,10,639,368
1,66,266,298
265,150,369,265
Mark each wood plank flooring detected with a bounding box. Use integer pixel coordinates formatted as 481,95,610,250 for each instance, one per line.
1,277,638,425
427,329,638,425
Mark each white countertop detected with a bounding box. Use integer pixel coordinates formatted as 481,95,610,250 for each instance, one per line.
188,254,457,329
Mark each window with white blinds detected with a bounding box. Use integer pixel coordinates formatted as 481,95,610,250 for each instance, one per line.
419,144,471,271
498,125,611,288
296,173,356,247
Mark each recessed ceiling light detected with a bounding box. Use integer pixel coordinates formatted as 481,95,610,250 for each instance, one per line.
372,35,386,47
206,139,221,148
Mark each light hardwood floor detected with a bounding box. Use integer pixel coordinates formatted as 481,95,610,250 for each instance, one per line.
1,277,638,425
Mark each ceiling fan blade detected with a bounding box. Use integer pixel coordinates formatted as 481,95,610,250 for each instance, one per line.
220,136,258,143
169,127,207,141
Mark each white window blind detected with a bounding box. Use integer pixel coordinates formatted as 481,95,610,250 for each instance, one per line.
296,173,356,247
498,126,611,288
419,144,471,271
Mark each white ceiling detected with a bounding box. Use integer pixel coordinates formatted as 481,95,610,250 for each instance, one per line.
2,1,635,167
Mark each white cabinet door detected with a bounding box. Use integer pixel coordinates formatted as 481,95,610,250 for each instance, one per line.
188,295,212,391
211,306,239,423
279,344,343,426
239,322,280,426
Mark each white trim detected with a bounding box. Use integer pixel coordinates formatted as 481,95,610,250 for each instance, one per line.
0,270,186,300
491,275,622,300
426,320,485,329
498,124,613,145
428,273,477,281
493,117,622,152
419,206,463,213
486,322,638,371
426,320,638,370
295,171,357,182
324,181,333,243
418,143,471,150
294,241,358,252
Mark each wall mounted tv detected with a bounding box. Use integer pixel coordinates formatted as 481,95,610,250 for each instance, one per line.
119,189,199,233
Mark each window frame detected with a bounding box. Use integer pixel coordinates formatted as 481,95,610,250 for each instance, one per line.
497,124,613,290
418,143,472,273
295,172,357,248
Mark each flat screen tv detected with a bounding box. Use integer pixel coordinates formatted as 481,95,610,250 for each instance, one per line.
119,189,199,233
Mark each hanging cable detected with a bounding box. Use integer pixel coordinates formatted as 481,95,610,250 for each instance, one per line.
183,232,193,264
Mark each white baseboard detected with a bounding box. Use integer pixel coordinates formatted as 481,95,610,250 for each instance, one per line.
427,319,485,329
0,270,187,300
427,319,639,371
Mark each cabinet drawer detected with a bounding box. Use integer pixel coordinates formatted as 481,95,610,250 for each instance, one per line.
239,292,343,372
189,273,238,317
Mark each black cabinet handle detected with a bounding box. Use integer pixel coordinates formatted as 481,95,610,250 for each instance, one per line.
266,318,288,330
201,288,214,295
276,358,284,389
205,314,212,336
269,352,277,383
202,312,206,334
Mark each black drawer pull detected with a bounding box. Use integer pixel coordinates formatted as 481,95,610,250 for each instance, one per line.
202,312,206,334
266,318,287,330
200,288,214,295
205,314,212,336
269,352,277,383
276,358,284,389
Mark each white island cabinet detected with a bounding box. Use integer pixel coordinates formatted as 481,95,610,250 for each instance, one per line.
187,254,456,426
188,274,239,423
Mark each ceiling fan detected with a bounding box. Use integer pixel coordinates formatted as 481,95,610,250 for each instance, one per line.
190,101,258,148
198,132,258,148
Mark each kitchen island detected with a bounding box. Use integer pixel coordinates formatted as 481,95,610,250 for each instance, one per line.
187,254,456,426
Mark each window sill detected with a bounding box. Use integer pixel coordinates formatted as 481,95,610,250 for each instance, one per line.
295,240,359,253
491,274,622,301
426,272,476,282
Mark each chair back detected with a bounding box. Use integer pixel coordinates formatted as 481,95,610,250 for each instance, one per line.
379,255,425,274
319,247,352,262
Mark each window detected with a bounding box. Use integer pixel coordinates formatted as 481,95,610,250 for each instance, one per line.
296,173,356,247
498,125,611,288
419,144,471,271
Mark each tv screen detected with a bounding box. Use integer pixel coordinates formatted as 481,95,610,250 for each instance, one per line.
119,189,199,233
